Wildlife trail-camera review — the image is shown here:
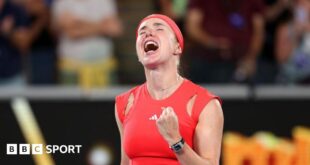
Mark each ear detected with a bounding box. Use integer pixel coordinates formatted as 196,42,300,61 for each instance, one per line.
173,43,182,55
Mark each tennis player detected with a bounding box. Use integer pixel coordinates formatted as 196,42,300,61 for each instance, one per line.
115,14,224,165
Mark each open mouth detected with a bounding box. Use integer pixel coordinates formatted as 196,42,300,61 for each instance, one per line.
144,40,159,53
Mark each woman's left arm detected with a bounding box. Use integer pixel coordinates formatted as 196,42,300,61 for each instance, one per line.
156,99,224,165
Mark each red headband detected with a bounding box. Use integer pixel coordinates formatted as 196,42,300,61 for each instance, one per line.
136,14,184,52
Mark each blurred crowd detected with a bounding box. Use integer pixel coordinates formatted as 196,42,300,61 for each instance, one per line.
1,0,310,88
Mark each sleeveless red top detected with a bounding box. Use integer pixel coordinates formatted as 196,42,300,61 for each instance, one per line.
115,79,221,165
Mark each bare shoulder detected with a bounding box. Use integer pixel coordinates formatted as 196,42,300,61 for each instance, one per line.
115,85,144,123
199,99,223,123
194,99,224,161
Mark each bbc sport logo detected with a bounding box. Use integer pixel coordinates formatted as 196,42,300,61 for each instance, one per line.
7,144,82,155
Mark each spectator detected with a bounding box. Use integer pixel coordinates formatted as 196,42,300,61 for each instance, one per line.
154,0,188,32
21,0,57,85
257,0,291,84
186,0,265,84
52,0,123,88
275,0,310,84
0,0,29,86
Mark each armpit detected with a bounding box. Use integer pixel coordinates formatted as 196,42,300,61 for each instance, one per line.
124,93,134,116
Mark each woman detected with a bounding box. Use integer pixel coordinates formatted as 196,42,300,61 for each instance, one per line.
275,0,310,83
115,14,224,165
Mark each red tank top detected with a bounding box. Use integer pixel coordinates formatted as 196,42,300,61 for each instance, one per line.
115,79,221,165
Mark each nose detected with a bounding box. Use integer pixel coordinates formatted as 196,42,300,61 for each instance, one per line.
145,29,155,37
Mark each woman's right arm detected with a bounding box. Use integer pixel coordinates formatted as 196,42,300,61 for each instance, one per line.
115,104,130,165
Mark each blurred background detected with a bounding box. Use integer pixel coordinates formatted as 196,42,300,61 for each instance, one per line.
0,0,310,164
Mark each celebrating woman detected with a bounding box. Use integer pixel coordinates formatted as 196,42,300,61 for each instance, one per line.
115,14,224,165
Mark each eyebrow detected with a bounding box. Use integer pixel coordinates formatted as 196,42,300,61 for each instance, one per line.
153,22,165,27
138,22,166,32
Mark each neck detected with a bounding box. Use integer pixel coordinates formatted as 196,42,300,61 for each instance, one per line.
145,66,182,100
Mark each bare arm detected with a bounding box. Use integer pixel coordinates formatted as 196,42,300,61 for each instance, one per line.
115,104,130,165
186,8,230,49
176,99,223,165
265,0,290,22
275,23,294,64
156,99,224,165
11,12,49,53
247,13,265,60
236,13,265,78
4,3,49,53
55,12,122,39
77,16,123,37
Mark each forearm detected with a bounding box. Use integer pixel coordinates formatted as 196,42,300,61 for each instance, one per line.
67,18,122,38
11,15,47,52
120,148,130,165
10,31,29,53
98,17,123,37
75,21,101,37
27,17,47,43
59,21,98,39
247,33,263,60
186,9,218,48
175,144,217,165
120,159,129,165
246,15,265,59
157,101,223,165
120,157,129,165
265,2,286,22
187,24,217,48
55,15,99,39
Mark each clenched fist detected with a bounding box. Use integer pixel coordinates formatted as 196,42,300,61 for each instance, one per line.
156,107,182,146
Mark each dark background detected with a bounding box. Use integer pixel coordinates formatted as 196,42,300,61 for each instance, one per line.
1,99,310,165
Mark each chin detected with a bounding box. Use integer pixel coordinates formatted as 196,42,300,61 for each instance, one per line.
143,61,159,69
142,57,163,69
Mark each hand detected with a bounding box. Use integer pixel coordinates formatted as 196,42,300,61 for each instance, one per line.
156,107,182,146
216,37,232,59
100,17,123,37
216,37,231,50
1,16,14,35
25,0,47,15
243,57,257,77
204,36,232,59
234,57,257,82
62,12,79,26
